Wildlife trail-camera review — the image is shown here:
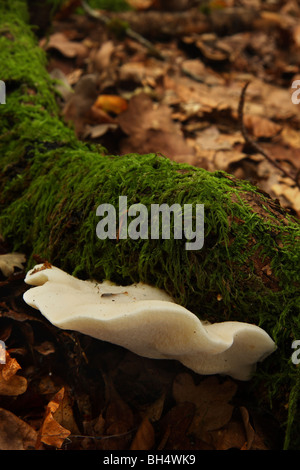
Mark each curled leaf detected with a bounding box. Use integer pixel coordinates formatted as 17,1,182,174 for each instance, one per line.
0,253,26,277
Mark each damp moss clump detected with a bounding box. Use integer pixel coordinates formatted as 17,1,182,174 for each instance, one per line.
0,0,300,449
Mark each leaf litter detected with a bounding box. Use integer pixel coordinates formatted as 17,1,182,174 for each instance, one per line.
0,0,296,450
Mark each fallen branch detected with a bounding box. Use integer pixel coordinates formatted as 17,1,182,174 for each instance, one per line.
238,81,300,188
81,0,165,59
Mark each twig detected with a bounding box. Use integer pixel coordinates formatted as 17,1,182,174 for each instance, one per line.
238,81,299,188
80,0,165,60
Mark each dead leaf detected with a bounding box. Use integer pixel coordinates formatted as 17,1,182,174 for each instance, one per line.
117,92,194,161
39,412,71,448
239,406,255,449
130,417,155,450
38,388,71,448
41,32,89,59
92,40,115,72
281,126,300,149
99,376,135,450
240,406,269,450
0,353,27,396
2,353,21,380
0,408,37,450
214,150,247,171
209,419,247,450
140,390,167,422
83,123,118,139
0,341,5,364
94,95,128,115
0,253,26,277
62,74,99,136
173,373,237,433
52,387,80,435
243,114,282,138
50,68,74,102
34,341,56,356
126,0,154,9
158,402,197,450
271,180,300,213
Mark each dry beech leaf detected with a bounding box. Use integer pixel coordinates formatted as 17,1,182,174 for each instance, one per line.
0,408,37,450
92,41,114,72
281,126,300,149
0,253,26,277
125,0,154,9
239,406,269,450
39,387,71,448
0,341,5,364
209,419,247,450
117,93,194,160
98,376,135,450
94,95,128,115
271,181,300,213
39,412,71,448
34,341,56,356
52,387,80,435
0,353,27,396
130,417,155,450
239,406,255,450
40,32,88,59
158,402,197,450
243,114,282,139
2,354,21,381
141,390,167,423
173,373,237,433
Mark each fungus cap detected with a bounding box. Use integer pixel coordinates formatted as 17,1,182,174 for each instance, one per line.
23,264,276,380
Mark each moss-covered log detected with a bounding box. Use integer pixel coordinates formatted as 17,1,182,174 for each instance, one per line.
0,1,300,449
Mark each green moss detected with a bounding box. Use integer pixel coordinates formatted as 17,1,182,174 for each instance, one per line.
1,0,300,449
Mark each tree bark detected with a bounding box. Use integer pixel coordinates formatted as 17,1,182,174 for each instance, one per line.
0,1,299,449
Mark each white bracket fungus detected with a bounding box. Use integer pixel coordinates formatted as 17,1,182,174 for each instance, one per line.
23,264,276,381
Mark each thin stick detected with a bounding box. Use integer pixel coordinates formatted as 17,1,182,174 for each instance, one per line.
81,0,165,60
238,81,299,187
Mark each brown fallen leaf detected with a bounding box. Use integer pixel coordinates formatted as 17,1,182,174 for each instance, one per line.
240,406,269,450
243,114,282,139
94,95,128,115
62,74,99,136
117,92,194,161
271,179,300,214
209,419,247,450
0,340,5,364
2,353,21,380
158,402,196,450
39,412,71,449
38,387,71,448
52,387,80,436
0,408,37,450
34,341,56,356
172,373,237,434
0,253,26,277
89,104,117,125
0,352,27,396
40,32,89,59
99,375,135,450
130,417,155,450
91,40,115,72
126,0,154,9
83,123,118,139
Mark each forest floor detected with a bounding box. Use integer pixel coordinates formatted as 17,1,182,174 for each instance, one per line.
0,0,300,450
